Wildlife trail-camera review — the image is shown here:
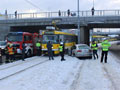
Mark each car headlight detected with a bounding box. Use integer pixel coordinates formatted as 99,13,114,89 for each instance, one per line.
1,48,4,49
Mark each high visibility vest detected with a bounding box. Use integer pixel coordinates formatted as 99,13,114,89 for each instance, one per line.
36,43,41,47
101,42,111,51
59,46,63,52
91,44,98,50
8,47,14,55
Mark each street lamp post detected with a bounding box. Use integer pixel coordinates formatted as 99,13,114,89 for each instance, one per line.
77,0,80,43
93,0,94,8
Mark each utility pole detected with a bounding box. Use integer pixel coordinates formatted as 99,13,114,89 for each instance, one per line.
77,0,80,43
93,0,94,8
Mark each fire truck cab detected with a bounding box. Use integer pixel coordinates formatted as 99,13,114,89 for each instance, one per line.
7,32,41,57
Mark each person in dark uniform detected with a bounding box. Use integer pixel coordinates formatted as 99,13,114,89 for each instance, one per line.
91,41,98,59
22,43,25,61
36,40,41,56
4,44,9,63
101,40,111,63
47,41,54,60
59,42,65,61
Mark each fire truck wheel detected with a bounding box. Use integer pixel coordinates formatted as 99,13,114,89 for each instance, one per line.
26,50,32,57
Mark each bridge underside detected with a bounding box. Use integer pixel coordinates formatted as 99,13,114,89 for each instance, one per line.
88,23,120,28
11,23,120,33
10,24,77,33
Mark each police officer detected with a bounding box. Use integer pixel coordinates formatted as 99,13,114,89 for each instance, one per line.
59,42,65,61
36,40,41,56
47,41,54,60
91,41,98,59
101,39,111,63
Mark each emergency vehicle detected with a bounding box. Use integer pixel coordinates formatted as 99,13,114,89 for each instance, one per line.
7,32,41,57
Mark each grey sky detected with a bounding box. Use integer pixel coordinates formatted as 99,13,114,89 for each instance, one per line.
0,0,120,14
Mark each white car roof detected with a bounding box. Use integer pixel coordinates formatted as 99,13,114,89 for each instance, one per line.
76,44,88,46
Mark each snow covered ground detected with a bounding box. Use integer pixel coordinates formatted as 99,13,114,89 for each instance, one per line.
0,51,120,90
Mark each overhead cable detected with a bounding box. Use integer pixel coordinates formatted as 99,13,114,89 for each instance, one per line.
24,0,42,11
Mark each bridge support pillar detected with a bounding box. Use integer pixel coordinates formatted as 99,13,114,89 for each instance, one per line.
0,25,10,40
78,27,90,45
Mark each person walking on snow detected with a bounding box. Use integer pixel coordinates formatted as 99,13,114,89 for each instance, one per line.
36,40,41,56
59,42,65,61
91,41,98,59
47,41,54,60
100,39,111,63
8,44,15,62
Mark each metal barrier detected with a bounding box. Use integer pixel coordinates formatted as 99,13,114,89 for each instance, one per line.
1,10,120,19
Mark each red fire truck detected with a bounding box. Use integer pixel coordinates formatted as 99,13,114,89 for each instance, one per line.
7,32,42,57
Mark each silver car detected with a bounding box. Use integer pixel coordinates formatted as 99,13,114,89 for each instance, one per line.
72,44,92,58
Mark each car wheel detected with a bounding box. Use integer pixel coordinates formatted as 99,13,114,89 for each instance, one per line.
89,56,92,59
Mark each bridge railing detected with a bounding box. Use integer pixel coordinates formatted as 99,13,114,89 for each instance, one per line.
1,10,120,19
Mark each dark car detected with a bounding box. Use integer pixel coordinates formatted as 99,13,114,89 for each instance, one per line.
0,41,7,54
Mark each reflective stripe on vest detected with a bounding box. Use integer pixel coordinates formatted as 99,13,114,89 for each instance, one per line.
36,43,41,47
59,46,63,52
91,44,98,50
8,47,14,55
102,43,110,51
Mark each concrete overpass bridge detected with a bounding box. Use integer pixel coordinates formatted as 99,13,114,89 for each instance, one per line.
1,10,120,45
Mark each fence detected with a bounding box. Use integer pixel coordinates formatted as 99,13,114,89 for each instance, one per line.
1,10,120,19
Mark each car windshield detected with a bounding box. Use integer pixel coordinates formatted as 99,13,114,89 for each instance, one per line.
7,35,22,42
78,45,90,49
0,41,6,46
42,35,58,43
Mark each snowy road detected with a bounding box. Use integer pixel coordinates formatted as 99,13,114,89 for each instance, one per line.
0,51,120,90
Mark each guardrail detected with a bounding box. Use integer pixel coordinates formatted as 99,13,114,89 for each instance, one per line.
1,10,120,19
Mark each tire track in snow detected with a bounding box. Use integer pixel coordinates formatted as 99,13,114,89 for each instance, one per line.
70,60,85,90
0,57,39,71
102,64,117,90
101,52,120,90
62,60,80,85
